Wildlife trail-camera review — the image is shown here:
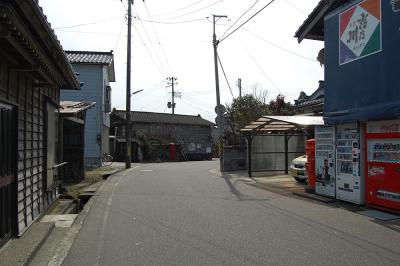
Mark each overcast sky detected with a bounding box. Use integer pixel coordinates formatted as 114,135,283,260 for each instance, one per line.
40,0,323,122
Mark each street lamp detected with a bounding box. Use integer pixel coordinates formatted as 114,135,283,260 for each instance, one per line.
126,89,143,168
132,89,143,96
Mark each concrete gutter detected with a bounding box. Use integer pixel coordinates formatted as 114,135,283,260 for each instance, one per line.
0,222,55,266
0,167,127,266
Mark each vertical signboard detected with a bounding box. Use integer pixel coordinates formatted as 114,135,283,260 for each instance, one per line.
339,0,382,65
315,126,336,198
324,0,400,123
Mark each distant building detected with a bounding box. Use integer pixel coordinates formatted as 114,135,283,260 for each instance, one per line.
294,80,324,115
61,51,115,167
110,110,215,161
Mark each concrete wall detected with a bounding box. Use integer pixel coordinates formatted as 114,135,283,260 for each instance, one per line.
223,146,247,171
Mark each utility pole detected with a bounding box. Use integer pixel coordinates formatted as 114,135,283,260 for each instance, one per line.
212,14,227,171
238,78,242,98
166,77,178,114
125,0,133,169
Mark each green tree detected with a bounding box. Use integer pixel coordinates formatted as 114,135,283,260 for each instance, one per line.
226,94,268,131
268,94,296,115
225,92,295,145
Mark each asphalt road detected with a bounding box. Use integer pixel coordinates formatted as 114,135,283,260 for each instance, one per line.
62,160,400,266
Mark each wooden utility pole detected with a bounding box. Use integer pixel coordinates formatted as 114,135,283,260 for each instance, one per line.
238,78,242,98
166,77,177,114
125,0,133,169
212,14,227,171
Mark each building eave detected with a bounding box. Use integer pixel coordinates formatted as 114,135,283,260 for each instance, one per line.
0,0,80,89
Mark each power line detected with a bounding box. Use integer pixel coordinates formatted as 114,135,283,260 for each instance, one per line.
156,0,225,21
245,29,315,61
283,0,307,15
217,54,234,98
53,16,122,29
54,29,120,35
134,8,168,75
134,17,208,24
150,0,205,17
113,17,127,51
239,37,281,94
143,2,173,74
221,0,260,39
131,21,165,76
220,0,276,43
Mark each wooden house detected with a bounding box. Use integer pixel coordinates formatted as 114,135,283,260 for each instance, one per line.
110,110,215,161
0,0,80,246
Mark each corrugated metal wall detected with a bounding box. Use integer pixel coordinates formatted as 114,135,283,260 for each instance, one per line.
251,134,306,175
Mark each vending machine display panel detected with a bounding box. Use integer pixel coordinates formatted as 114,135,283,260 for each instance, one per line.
315,126,336,198
336,124,364,204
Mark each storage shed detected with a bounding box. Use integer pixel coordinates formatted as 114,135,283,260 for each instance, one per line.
110,110,215,161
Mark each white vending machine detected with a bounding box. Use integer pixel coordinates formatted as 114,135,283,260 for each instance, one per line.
315,126,336,198
335,123,365,204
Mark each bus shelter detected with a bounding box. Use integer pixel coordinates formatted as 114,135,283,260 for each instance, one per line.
240,116,324,177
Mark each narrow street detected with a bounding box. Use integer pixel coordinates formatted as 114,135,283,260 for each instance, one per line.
57,160,400,265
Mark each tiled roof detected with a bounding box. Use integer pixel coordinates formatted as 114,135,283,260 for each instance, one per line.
65,51,114,65
112,110,215,127
294,81,324,108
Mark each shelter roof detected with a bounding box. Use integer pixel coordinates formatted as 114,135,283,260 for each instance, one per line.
60,101,95,115
241,115,324,135
112,110,215,127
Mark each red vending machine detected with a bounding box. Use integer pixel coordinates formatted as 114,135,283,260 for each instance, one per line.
366,120,400,213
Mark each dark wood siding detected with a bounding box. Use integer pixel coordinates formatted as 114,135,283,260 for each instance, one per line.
0,59,60,236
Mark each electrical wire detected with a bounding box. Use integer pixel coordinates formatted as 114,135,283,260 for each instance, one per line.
245,29,315,62
155,0,225,22
221,0,260,39
131,22,165,76
134,17,208,24
53,17,123,29
239,37,281,94
283,0,307,15
181,98,214,118
217,54,234,98
219,0,276,43
143,2,174,74
113,17,127,52
54,29,120,35
134,8,168,75
150,0,205,17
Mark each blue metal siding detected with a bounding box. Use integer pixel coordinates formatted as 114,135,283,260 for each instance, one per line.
324,1,400,124
61,65,103,163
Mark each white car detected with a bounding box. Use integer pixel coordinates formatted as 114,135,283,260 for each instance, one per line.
289,155,307,182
